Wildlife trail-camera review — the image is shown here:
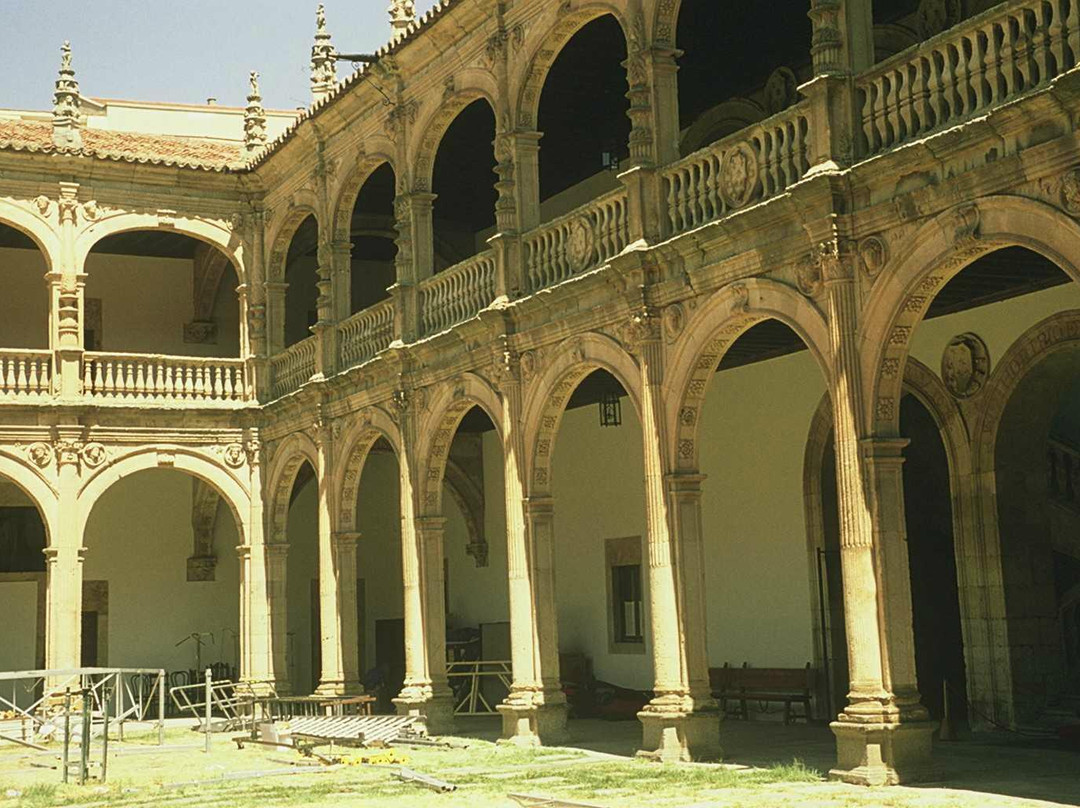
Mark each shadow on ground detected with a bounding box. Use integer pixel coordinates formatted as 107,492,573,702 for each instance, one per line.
452,716,1080,806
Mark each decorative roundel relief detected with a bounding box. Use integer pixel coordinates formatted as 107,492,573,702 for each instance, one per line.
941,332,990,398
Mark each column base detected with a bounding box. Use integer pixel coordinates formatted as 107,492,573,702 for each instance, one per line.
829,717,938,786
497,690,569,747
314,679,346,698
393,685,456,737
238,678,279,698
637,703,722,763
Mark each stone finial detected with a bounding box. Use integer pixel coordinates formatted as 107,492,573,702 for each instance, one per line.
310,3,337,104
388,0,416,41
52,40,83,150
244,70,268,154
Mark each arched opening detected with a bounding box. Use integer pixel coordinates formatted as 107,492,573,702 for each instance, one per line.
352,438,403,712
0,221,50,349
879,244,1080,726
548,368,650,723
996,345,1080,721
86,231,240,356
0,476,48,694
82,469,241,678
696,319,827,720
438,405,509,718
284,460,318,694
283,215,319,348
817,393,967,724
431,100,497,269
536,16,629,220
348,163,398,314
675,0,810,154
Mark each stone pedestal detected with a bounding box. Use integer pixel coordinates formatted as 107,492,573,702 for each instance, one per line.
393,686,456,736
830,717,937,785
637,700,722,763
497,689,569,747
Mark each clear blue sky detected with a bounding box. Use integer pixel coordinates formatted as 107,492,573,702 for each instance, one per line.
1,1,436,111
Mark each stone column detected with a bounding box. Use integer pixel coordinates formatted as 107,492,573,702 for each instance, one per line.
497,360,568,745
523,497,563,710
333,532,363,693
417,516,454,718
239,438,275,692
389,193,433,343
43,544,84,672
632,313,720,763
821,243,935,785
511,132,542,234
265,281,289,356
313,238,338,379
392,392,454,734
864,438,926,718
265,543,291,694
315,420,346,696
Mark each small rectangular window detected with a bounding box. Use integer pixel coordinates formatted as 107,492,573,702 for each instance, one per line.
612,564,643,643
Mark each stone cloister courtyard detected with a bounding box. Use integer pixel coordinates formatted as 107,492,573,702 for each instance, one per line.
0,717,1078,808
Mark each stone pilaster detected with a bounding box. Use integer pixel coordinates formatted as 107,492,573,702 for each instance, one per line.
496,354,568,745
821,242,935,785
43,543,85,673
417,515,454,723
265,543,291,694
312,238,338,378
333,532,363,693
390,193,434,343
522,496,565,720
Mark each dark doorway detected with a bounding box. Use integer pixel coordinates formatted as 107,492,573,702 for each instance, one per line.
375,618,405,714
81,611,99,667
901,394,968,724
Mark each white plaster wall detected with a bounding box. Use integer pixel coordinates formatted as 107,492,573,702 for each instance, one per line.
84,252,240,357
355,451,404,674
908,283,1080,376
285,476,318,693
552,403,652,689
699,350,826,669
0,581,38,676
0,247,50,349
446,433,509,632
83,470,240,672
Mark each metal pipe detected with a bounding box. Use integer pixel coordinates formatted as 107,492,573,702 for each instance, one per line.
62,689,71,784
204,668,212,754
80,687,91,785
101,685,110,783
158,670,165,746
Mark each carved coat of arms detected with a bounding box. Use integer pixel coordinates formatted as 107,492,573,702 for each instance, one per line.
941,332,989,398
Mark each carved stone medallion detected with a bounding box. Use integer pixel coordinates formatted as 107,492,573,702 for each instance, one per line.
941,332,990,398
567,218,594,270
1061,169,1080,215
720,142,757,209
858,235,889,279
764,67,798,115
917,0,960,39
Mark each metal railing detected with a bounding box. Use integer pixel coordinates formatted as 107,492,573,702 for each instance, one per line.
523,188,629,292
662,101,811,238
83,352,248,405
856,0,1080,156
338,298,395,370
420,250,498,336
446,659,512,715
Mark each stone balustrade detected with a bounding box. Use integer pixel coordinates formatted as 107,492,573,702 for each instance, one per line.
662,101,811,238
857,0,1080,156
523,187,629,293
83,352,248,405
339,298,395,371
419,250,498,336
0,350,52,399
269,337,317,400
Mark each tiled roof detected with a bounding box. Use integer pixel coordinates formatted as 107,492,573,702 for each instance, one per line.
0,119,246,172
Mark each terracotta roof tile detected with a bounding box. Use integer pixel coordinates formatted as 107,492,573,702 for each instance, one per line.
0,119,245,171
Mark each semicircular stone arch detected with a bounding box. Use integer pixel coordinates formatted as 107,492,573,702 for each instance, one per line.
76,446,251,543
417,374,505,517
652,0,682,47
523,332,642,498
514,4,629,130
667,278,832,472
861,197,1080,437
266,204,321,285
0,449,59,544
265,433,320,544
335,407,403,533
0,199,61,272
412,90,499,194
75,212,245,282
331,155,397,245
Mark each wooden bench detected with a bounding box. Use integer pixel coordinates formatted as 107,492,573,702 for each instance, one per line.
709,662,815,724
